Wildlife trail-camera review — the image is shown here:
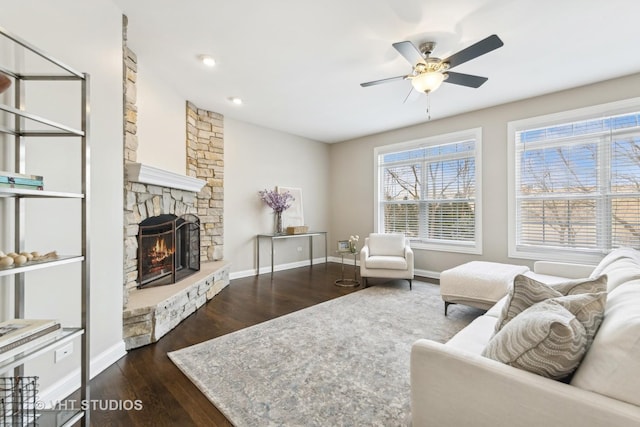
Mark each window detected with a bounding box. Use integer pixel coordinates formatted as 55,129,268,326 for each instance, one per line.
508,98,640,262
375,128,482,254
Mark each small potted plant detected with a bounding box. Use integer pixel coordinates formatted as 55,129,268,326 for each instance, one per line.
349,235,359,253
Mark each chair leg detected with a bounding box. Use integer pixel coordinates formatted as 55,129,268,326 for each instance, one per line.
363,277,367,287
409,279,412,290
444,301,453,316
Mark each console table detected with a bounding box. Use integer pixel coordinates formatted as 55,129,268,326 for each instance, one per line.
256,231,328,276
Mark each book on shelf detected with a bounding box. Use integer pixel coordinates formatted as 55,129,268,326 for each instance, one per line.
0,170,44,181
0,319,61,363
0,182,43,190
0,318,60,347
0,176,44,186
0,171,44,186
0,329,61,364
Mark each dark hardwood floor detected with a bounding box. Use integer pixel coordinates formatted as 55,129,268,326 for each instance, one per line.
79,263,380,426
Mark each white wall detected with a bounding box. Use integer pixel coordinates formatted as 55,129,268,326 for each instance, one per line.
136,61,186,173
0,0,124,397
330,72,640,276
225,118,330,276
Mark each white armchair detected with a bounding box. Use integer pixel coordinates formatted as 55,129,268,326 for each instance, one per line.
359,233,414,289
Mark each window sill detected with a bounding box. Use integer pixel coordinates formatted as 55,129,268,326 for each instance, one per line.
411,241,482,255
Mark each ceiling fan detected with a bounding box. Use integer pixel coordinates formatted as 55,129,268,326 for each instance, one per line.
361,34,504,95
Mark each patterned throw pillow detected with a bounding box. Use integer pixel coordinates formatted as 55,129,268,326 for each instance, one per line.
548,292,607,348
494,274,607,333
482,295,604,379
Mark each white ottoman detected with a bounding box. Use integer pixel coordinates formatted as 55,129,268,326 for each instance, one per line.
440,261,529,315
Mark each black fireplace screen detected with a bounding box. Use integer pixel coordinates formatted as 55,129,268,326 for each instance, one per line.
138,213,200,288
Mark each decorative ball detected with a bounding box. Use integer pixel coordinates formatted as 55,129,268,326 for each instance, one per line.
13,255,27,265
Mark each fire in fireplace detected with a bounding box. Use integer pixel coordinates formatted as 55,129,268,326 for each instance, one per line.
137,213,200,288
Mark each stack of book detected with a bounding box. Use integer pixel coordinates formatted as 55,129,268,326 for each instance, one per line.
0,171,43,190
0,319,61,363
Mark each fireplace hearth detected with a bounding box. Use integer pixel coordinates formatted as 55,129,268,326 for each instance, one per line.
138,213,200,288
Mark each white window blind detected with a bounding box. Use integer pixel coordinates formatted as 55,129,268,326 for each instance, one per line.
377,129,481,253
514,111,640,257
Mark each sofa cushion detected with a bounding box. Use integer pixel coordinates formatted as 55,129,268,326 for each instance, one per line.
485,295,508,318
367,233,406,257
482,298,589,379
571,281,640,406
364,255,407,270
589,247,640,292
446,315,498,355
494,274,607,332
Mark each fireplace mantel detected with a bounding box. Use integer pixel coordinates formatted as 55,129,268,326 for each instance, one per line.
126,163,206,192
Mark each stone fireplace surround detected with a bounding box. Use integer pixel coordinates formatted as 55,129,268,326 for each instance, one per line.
122,148,230,350
122,19,229,350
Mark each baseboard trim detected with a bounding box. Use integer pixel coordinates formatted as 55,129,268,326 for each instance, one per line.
415,268,440,280
39,340,127,407
230,257,328,280
91,340,127,377
230,260,442,282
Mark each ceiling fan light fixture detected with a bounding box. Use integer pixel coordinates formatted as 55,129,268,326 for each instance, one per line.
411,71,445,93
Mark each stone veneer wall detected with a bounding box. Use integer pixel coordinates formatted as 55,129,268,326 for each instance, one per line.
123,263,229,349
121,15,228,350
186,102,224,261
122,15,136,308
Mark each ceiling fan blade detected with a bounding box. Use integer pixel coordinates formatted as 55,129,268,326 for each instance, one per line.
444,71,488,88
443,34,503,69
392,41,424,65
360,75,407,87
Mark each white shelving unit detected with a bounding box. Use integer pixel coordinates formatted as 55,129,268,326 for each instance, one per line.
0,25,90,426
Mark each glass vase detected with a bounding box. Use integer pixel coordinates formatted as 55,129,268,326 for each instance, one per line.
275,211,284,234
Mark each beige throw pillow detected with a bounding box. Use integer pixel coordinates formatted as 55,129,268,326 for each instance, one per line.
494,274,607,333
483,299,588,379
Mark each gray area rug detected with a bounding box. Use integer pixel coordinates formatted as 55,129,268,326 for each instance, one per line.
168,280,482,426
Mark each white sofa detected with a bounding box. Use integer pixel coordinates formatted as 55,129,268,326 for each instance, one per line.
411,248,640,427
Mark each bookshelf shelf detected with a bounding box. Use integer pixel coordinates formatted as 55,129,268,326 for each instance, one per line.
37,409,85,427
0,328,83,374
0,103,84,136
0,188,84,198
0,255,84,277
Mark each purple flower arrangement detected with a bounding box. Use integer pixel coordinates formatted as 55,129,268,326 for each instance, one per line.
258,189,294,213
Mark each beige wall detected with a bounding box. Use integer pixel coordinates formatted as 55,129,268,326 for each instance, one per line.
330,72,640,275
225,118,330,276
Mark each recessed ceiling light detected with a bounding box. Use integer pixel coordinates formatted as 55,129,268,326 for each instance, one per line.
229,97,243,105
199,55,216,67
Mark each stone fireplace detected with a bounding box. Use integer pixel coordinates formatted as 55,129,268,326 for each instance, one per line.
121,17,230,350
122,163,229,350
138,213,200,288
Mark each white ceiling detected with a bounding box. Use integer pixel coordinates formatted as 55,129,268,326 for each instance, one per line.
111,0,640,143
